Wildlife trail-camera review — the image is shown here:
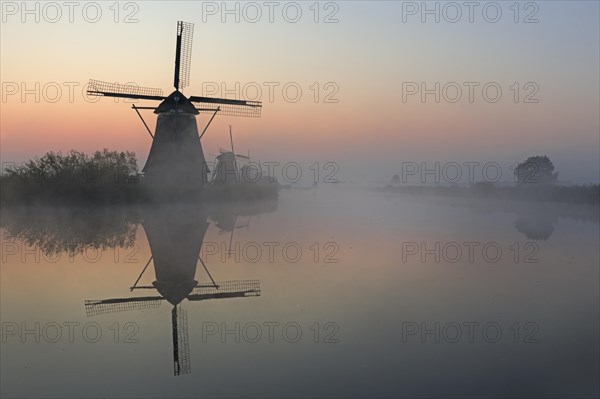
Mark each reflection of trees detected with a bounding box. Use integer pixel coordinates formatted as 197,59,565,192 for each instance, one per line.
1,206,139,256
388,194,598,242
514,212,556,241
463,198,598,240
0,199,278,257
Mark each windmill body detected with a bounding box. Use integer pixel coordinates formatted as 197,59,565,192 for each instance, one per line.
88,21,261,191
143,91,209,186
143,206,209,305
212,151,238,184
211,126,256,185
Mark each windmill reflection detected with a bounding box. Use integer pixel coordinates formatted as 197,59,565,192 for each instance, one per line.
67,205,273,376
85,279,260,376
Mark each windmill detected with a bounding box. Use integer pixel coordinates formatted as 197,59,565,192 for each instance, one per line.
84,207,261,376
211,125,257,184
87,21,262,188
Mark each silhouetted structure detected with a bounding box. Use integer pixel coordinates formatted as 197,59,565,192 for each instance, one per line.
87,21,262,190
212,126,257,185
84,207,261,376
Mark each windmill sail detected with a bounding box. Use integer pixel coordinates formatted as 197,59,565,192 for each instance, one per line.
188,280,261,301
87,79,165,101
190,96,262,118
84,296,163,317
172,305,191,376
174,21,194,90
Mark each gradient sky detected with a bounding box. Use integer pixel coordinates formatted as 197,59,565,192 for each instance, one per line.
1,1,599,183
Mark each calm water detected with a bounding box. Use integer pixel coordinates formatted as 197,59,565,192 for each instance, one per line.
1,186,598,398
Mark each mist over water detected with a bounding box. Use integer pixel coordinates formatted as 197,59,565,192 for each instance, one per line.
2,1,599,397
1,185,598,397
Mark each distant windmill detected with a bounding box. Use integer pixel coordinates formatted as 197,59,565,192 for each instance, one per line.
84,208,261,376
211,125,256,184
87,21,262,187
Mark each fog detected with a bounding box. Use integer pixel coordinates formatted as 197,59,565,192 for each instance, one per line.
1,186,598,397
1,1,599,397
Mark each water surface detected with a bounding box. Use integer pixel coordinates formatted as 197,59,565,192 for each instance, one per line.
1,186,598,398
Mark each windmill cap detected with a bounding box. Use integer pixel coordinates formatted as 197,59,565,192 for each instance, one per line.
155,90,199,115
153,280,198,305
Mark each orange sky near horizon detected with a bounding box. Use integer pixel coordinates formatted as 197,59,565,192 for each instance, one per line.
1,1,599,182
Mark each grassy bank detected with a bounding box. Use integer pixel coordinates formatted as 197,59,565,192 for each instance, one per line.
381,182,600,205
1,150,279,205
1,150,142,205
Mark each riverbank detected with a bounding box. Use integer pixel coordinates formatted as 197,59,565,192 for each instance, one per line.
380,183,599,205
